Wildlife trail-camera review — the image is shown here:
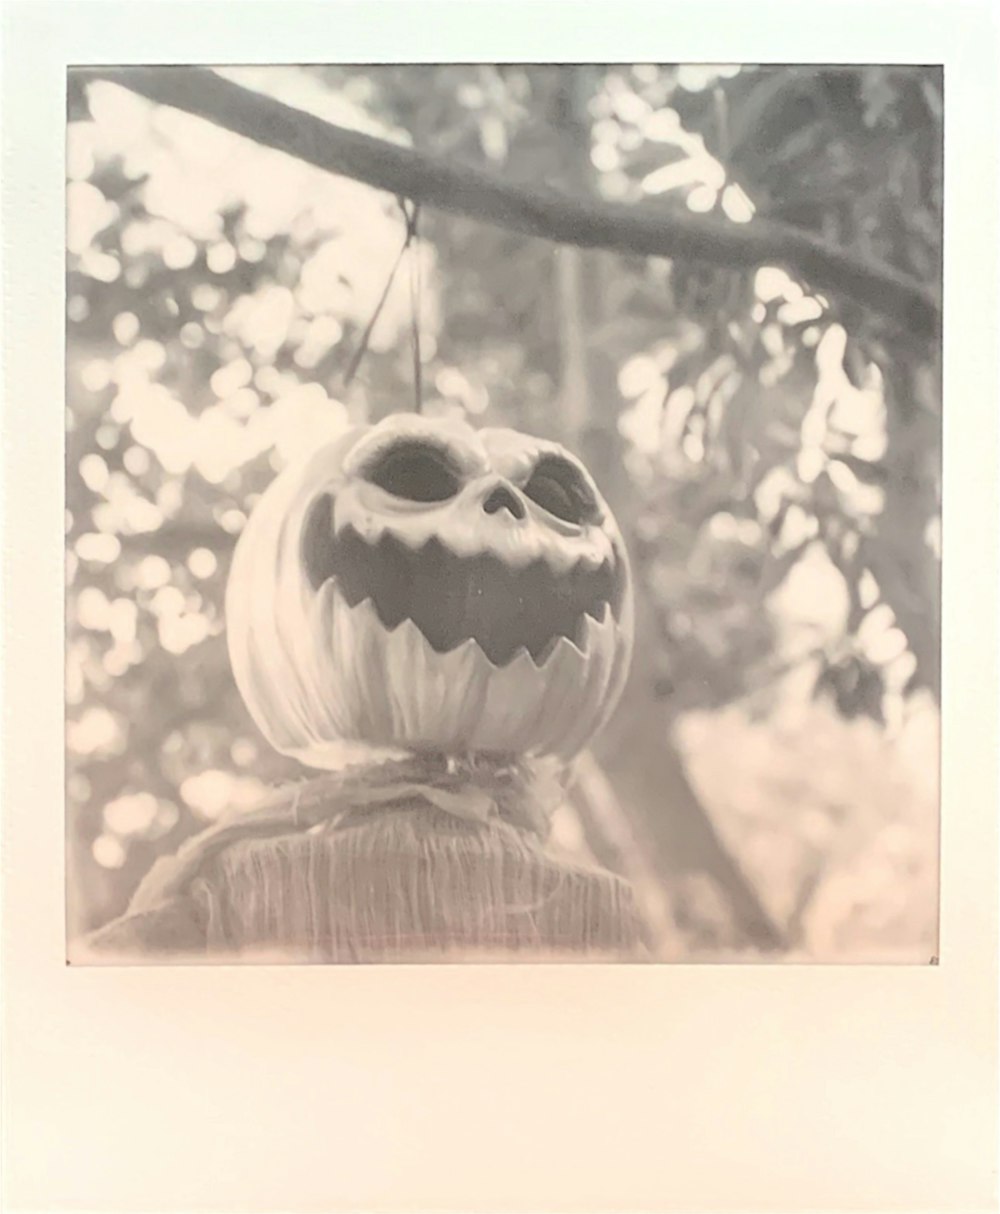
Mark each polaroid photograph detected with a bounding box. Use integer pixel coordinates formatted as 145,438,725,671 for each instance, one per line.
2,2,997,1212
65,61,943,966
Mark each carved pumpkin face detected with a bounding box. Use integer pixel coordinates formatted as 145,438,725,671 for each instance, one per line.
226,414,633,768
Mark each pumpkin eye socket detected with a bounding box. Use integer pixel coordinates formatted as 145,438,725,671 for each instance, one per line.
523,456,598,525
367,442,461,503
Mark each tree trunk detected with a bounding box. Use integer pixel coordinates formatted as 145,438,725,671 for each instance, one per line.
551,68,786,954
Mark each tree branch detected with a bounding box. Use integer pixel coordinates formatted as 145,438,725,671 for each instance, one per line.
77,67,940,338
114,524,236,557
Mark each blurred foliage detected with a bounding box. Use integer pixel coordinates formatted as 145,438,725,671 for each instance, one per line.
66,64,941,959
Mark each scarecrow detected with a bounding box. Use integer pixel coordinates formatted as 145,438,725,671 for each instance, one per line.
87,413,644,961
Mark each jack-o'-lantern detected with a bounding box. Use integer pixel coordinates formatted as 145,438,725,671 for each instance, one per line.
226,414,634,768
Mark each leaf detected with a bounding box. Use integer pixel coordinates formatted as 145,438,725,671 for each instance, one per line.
725,70,809,160
832,454,887,485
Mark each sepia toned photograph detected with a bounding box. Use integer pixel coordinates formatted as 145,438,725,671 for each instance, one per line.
65,62,942,965
7,4,999,1209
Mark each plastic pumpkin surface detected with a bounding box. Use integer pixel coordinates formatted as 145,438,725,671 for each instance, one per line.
227,414,634,768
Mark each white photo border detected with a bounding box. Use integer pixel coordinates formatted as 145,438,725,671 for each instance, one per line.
2,2,997,1210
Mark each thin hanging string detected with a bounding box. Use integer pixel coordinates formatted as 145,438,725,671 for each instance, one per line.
407,202,424,413
341,198,423,413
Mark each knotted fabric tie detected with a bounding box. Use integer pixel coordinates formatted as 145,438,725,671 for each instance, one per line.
127,752,561,915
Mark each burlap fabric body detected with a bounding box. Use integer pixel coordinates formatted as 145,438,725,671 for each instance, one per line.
84,757,646,962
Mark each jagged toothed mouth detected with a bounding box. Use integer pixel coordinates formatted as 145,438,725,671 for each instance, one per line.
303,521,623,667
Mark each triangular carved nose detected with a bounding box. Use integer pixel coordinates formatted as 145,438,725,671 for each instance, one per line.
482,485,526,520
